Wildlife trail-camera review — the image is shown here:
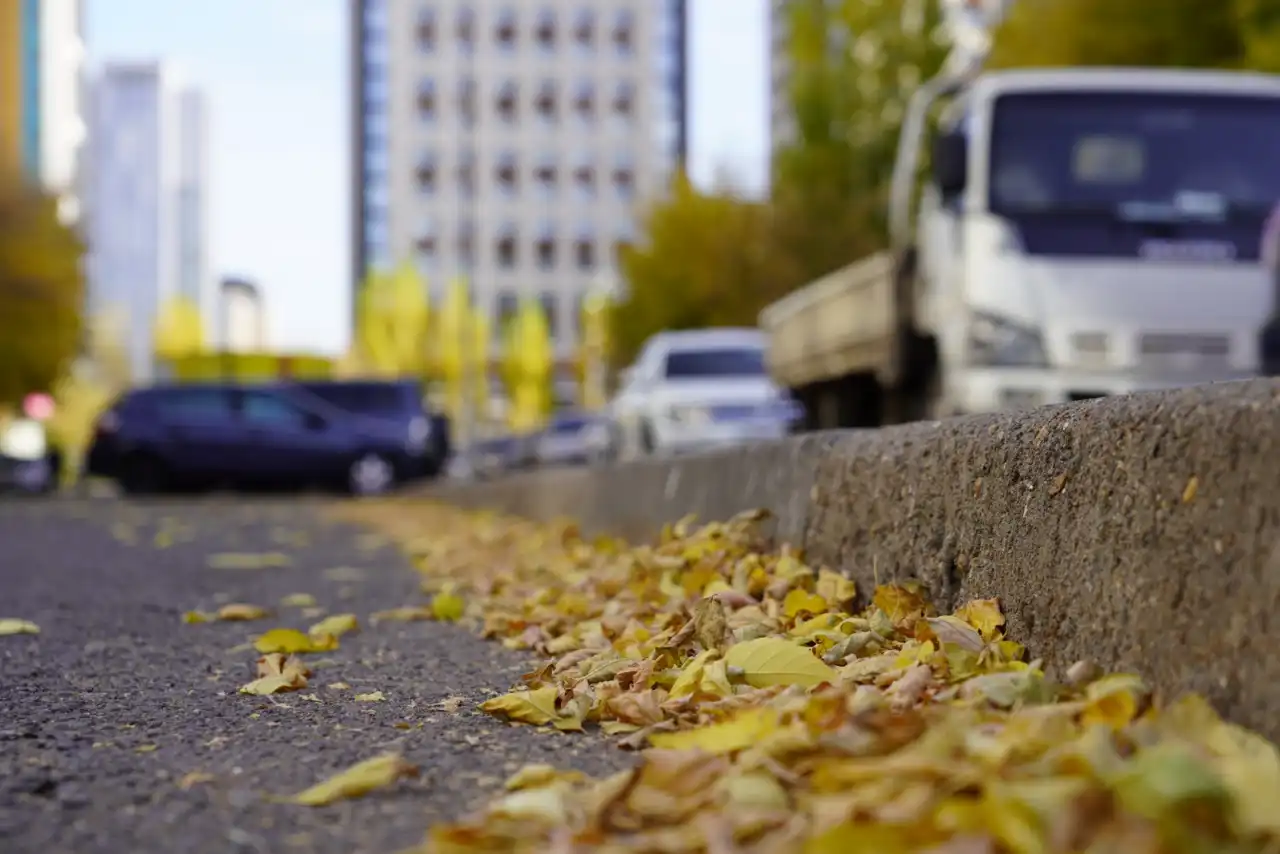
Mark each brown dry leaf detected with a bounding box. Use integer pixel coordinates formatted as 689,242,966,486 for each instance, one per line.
289,753,419,806
239,653,310,695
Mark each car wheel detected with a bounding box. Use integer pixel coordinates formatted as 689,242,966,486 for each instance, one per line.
119,453,167,496
348,452,396,497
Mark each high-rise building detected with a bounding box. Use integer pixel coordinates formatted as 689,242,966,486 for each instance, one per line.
176,90,213,325
86,62,209,382
0,0,88,226
349,0,689,356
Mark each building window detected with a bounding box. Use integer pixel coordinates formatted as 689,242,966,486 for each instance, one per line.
539,293,559,339
495,152,518,197
534,156,557,198
496,226,518,269
613,8,635,55
458,77,477,127
574,232,596,271
612,80,636,125
572,8,594,52
573,156,596,200
535,223,556,270
496,291,519,330
456,220,476,267
612,154,635,201
416,8,437,52
417,79,438,123
534,80,558,125
572,81,595,123
416,152,438,195
535,8,556,52
457,150,476,197
495,7,517,51
457,7,475,52
416,219,439,262
496,81,518,124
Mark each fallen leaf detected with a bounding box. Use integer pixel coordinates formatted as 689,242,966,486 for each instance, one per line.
254,628,338,655
178,771,214,790
289,753,419,806
954,598,1006,642
723,636,837,688
280,593,317,608
0,618,39,635
481,686,560,726
207,552,293,570
355,691,385,702
431,591,465,621
239,653,311,695
217,603,271,622
308,613,359,639
371,606,433,623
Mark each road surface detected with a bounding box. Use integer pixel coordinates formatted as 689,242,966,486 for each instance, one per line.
0,497,632,853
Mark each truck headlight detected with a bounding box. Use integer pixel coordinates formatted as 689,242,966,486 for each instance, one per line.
967,311,1047,368
666,404,710,425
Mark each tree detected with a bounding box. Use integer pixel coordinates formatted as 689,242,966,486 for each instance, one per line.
988,0,1280,72
153,294,207,363
0,176,85,406
770,0,948,284
610,173,790,368
352,262,430,376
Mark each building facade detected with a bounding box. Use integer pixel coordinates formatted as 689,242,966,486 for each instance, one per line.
0,0,87,226
350,0,689,356
176,89,213,325
86,62,208,382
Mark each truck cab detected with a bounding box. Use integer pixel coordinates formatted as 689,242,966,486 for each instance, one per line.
921,68,1280,415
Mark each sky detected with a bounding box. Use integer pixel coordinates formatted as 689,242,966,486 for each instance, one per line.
86,0,768,356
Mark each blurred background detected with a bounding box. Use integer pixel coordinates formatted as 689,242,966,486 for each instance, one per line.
4,0,1280,490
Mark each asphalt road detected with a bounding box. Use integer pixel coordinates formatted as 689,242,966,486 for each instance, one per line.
0,496,633,854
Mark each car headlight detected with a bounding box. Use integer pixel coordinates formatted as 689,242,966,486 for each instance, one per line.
666,404,710,425
0,419,48,461
967,310,1047,368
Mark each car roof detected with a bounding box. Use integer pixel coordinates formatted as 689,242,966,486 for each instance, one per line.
648,327,766,352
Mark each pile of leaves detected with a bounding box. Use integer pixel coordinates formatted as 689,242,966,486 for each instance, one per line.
335,502,1280,854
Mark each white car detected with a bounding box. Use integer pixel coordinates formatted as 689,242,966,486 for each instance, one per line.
609,328,802,460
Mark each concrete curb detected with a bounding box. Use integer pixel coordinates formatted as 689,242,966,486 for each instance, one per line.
427,379,1280,739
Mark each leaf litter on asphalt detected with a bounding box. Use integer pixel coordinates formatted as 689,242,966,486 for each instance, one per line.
325,500,1280,854
0,618,39,635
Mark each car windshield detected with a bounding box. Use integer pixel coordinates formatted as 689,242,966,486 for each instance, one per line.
663,346,766,379
986,88,1280,259
300,383,411,414
988,89,1280,218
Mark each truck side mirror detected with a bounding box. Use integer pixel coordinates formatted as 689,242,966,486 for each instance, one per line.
932,132,967,197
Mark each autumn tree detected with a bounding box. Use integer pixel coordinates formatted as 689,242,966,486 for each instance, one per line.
989,0,1280,73
770,0,948,285
0,175,85,406
610,173,791,368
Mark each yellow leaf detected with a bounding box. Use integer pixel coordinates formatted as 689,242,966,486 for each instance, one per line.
480,686,560,725
371,606,433,623
815,569,856,608
239,653,310,695
217,603,271,622
308,613,359,639
783,588,828,619
181,611,211,624
253,628,338,655
280,593,317,608
504,764,587,791
648,707,780,754
872,583,928,625
724,637,837,688
431,591,465,621
207,551,293,570
1080,673,1147,729
289,753,419,806
953,598,1006,641
355,691,386,702
0,618,40,635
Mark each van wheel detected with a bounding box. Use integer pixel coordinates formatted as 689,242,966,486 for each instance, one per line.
119,454,168,496
348,452,396,497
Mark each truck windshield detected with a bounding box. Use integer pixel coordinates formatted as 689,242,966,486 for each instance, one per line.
663,347,766,379
987,89,1280,259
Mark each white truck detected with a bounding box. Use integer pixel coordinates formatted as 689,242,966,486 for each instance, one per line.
760,2,1280,429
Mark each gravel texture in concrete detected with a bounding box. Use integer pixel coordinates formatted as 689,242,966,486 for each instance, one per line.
428,379,1280,741
0,497,633,854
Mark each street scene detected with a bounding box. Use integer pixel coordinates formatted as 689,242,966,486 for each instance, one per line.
6,0,1280,852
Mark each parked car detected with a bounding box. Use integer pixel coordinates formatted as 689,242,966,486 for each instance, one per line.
534,411,612,467
85,382,429,496
289,379,448,478
0,417,59,495
608,328,804,460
